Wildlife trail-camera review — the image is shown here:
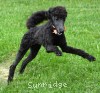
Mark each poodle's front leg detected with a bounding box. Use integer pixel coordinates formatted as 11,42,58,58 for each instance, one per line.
45,45,62,56
60,44,96,62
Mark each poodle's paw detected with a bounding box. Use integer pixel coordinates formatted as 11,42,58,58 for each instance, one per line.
87,55,96,62
55,50,62,56
8,75,13,84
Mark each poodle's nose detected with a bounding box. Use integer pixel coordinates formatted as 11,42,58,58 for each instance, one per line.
60,29,64,33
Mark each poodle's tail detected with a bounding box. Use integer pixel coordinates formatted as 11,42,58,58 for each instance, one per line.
26,11,48,29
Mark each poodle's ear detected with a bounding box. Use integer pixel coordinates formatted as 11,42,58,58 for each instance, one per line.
45,11,50,19
48,8,53,13
45,8,53,19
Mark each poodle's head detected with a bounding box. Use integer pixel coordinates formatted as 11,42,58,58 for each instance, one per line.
47,6,67,35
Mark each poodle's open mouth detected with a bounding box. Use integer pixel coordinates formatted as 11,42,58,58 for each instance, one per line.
52,25,62,35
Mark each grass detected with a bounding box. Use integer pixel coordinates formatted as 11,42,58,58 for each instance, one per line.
0,0,100,93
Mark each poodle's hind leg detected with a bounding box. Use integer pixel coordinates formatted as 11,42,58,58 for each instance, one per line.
19,44,41,74
8,47,29,84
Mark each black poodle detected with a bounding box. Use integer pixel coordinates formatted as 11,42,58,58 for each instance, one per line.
8,6,96,83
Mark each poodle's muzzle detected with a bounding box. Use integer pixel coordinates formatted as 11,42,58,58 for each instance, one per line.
52,17,64,35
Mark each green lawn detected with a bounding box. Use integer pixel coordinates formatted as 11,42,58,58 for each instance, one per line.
0,0,100,93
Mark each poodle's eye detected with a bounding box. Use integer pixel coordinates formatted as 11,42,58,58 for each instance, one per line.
55,17,59,20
